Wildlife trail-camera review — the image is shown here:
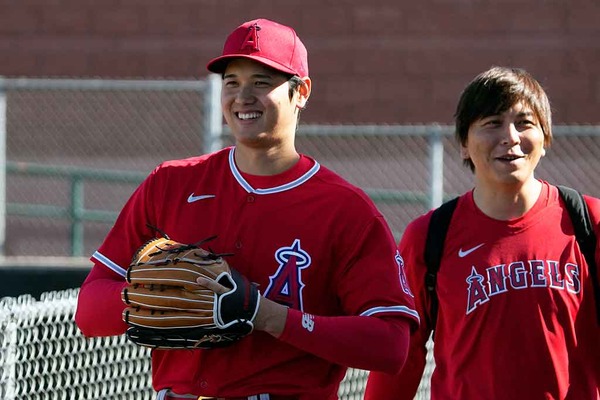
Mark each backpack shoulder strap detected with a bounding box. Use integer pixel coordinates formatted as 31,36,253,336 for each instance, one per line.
424,196,459,335
556,185,600,325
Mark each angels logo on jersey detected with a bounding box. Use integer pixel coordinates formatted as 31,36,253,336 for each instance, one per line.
264,239,312,311
395,250,414,297
465,260,581,314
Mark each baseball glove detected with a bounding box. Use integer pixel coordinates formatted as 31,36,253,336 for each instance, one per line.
121,237,260,349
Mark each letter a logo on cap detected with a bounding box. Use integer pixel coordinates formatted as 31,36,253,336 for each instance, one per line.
206,18,309,77
241,23,261,52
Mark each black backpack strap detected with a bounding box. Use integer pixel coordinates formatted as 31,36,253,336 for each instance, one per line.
424,197,459,336
557,185,600,325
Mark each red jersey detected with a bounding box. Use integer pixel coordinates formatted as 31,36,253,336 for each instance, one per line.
366,181,600,400
77,147,418,398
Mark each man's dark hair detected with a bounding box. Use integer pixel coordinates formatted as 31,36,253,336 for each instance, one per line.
454,66,553,172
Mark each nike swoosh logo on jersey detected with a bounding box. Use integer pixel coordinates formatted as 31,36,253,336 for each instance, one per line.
187,193,216,203
458,243,485,258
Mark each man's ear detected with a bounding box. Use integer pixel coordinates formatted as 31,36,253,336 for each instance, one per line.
297,77,311,108
460,144,470,160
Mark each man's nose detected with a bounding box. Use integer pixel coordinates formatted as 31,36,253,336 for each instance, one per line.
501,123,521,145
235,85,255,103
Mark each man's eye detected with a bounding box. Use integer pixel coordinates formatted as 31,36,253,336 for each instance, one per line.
223,80,238,88
484,119,501,126
254,81,270,87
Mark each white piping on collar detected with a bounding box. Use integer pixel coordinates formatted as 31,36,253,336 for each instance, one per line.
228,147,320,195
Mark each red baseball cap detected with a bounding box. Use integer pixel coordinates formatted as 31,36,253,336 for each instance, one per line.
206,18,309,77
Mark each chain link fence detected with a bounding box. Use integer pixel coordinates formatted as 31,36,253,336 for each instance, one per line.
0,292,153,399
3,77,599,257
1,77,222,257
0,289,428,399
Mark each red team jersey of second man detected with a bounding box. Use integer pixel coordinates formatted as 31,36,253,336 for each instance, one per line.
77,146,419,398
379,181,600,400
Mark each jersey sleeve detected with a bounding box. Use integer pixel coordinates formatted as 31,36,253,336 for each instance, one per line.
76,167,162,338
584,194,600,274
75,261,128,337
364,212,434,400
400,212,435,335
581,194,600,384
335,214,420,328
92,166,161,276
279,309,411,374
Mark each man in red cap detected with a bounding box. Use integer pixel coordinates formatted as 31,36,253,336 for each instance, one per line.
75,18,419,399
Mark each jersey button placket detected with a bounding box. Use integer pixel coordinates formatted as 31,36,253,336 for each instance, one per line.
235,195,255,249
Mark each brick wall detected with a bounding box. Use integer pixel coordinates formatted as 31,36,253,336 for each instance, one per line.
0,0,598,124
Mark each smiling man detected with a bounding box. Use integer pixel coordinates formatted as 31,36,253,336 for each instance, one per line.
75,18,419,400
364,67,600,400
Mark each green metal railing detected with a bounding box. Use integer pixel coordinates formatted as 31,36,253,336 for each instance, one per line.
6,161,430,256
7,161,146,256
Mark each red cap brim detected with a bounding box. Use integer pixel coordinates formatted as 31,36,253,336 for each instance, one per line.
206,54,300,76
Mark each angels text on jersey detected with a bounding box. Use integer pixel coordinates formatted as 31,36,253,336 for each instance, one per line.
466,259,581,314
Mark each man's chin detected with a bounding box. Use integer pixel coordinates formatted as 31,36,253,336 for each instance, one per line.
236,134,281,149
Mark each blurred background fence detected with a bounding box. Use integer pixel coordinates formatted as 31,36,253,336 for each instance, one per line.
1,77,599,399
3,76,600,258
2,290,406,400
